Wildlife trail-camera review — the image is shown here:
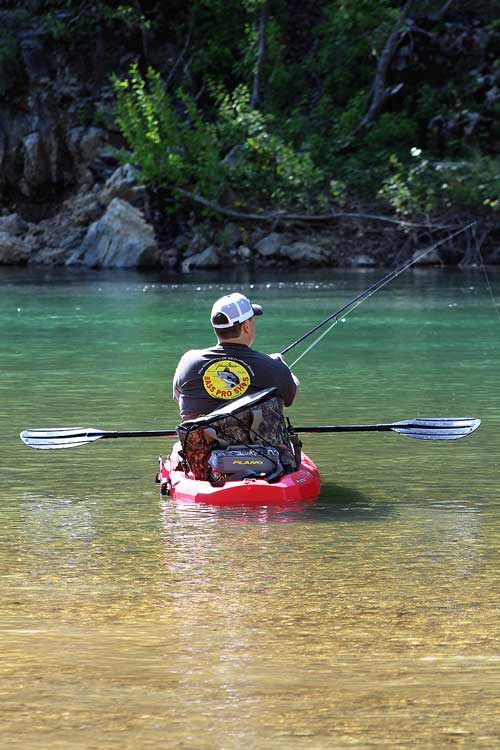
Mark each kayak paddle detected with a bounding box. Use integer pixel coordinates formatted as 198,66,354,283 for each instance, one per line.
20,416,480,450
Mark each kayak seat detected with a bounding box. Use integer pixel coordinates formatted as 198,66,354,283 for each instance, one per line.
176,391,300,482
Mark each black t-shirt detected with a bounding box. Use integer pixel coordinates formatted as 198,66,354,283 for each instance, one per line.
173,343,297,419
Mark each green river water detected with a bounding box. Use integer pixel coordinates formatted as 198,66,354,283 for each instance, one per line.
1,265,499,749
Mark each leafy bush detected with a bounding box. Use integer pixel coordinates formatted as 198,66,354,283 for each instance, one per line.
40,1,150,47
214,84,326,209
113,66,328,211
113,64,223,199
378,149,500,215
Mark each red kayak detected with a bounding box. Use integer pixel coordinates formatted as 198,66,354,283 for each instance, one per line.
158,451,320,505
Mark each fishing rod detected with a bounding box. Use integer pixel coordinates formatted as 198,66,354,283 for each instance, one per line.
281,223,474,364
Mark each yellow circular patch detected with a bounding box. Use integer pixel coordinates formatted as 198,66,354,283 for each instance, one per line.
202,359,251,400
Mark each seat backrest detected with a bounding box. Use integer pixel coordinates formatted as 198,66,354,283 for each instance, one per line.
177,394,298,480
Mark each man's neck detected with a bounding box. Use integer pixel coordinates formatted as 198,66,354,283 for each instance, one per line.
216,337,250,346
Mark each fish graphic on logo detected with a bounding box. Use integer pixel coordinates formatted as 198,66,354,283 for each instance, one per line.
203,359,251,399
216,367,240,389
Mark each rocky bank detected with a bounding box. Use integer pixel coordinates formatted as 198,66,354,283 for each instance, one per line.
0,7,498,272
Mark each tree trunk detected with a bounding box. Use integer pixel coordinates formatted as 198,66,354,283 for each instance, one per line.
353,0,416,135
250,2,269,109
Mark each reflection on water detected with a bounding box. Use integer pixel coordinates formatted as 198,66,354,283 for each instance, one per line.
2,267,500,748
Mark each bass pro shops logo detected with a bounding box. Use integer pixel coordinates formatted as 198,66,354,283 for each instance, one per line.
202,359,251,400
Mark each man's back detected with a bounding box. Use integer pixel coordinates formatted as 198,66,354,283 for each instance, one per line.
173,342,297,420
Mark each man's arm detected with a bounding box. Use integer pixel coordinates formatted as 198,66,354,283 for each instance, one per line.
172,352,188,401
269,352,299,405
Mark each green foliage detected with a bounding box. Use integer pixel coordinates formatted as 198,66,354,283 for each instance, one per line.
378,149,500,215
214,84,326,209
315,0,397,105
113,66,327,211
40,1,150,46
113,64,223,198
187,0,250,88
101,4,151,31
16,0,498,219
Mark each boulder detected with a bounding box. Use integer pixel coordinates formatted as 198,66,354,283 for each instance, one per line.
68,189,103,225
20,129,73,197
67,127,106,165
182,245,220,272
255,232,287,257
412,247,442,266
280,242,325,264
186,228,213,255
215,222,241,249
66,198,159,268
98,163,146,207
0,232,30,264
19,33,51,83
0,213,28,236
350,254,377,267
237,245,252,261
160,247,179,270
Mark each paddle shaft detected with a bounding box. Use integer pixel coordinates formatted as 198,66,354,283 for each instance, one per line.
294,423,452,433
89,429,178,439
103,422,477,435
295,424,406,433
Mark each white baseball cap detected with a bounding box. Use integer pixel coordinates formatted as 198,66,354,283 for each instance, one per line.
210,293,264,328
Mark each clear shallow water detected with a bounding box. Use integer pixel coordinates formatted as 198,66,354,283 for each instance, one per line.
1,266,500,749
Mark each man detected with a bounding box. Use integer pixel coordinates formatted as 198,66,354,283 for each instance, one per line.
173,292,299,420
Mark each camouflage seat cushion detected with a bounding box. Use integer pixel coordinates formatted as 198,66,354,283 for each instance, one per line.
177,396,298,481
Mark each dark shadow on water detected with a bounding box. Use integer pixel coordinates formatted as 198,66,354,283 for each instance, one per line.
308,482,396,522
176,483,396,524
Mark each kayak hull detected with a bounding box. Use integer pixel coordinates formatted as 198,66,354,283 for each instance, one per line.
159,452,320,505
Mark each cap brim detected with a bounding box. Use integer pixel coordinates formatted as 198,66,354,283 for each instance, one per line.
252,304,263,316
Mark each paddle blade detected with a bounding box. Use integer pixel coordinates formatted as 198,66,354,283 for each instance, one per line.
20,428,102,450
392,418,481,440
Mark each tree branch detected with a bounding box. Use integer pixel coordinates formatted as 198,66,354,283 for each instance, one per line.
166,21,193,90
352,0,416,136
132,0,152,65
430,0,456,21
173,187,452,229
